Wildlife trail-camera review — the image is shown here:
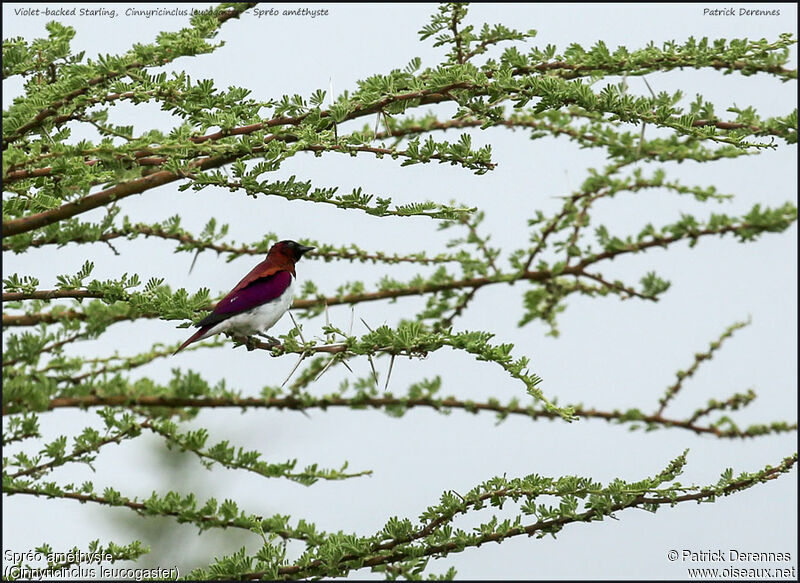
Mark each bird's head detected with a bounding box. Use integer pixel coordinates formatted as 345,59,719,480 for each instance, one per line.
269,240,315,262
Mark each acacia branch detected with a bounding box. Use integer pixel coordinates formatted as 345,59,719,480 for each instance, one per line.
250,454,798,579
8,421,147,479
3,68,163,150
687,390,757,425
4,90,162,176
0,274,518,326
3,290,103,302
516,55,796,80
461,216,500,275
143,421,371,483
2,155,232,237
5,134,495,183
4,219,778,328
577,271,653,300
1,4,254,150
655,320,751,415
1,277,508,326
301,143,495,170
2,111,759,185
449,7,465,64
438,288,480,329
38,341,217,385
374,116,781,147
2,484,306,540
5,60,789,238
3,223,467,267
573,222,764,269
2,83,475,238
521,163,663,273
6,394,795,439
1,331,87,367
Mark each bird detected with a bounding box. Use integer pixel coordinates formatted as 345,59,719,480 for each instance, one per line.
173,240,314,355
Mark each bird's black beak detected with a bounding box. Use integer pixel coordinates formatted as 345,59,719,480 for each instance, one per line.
297,244,315,256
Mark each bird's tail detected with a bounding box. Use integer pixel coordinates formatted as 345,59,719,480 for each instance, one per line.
173,326,211,355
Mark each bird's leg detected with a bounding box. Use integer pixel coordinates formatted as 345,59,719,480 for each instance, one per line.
257,332,281,347
228,333,259,351
229,332,278,351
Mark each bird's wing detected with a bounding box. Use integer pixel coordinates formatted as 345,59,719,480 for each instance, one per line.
231,255,296,293
197,270,293,328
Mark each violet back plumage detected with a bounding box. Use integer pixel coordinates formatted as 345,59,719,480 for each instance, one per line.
173,240,314,355
198,271,293,327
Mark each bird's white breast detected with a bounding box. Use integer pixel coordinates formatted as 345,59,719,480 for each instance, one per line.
203,277,295,339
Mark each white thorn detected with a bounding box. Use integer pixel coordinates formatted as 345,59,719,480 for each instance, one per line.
282,354,306,388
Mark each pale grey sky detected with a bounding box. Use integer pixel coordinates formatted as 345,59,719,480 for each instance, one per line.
3,3,797,579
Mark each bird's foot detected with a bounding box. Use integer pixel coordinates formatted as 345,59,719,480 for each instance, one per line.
257,333,281,347
231,333,280,351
